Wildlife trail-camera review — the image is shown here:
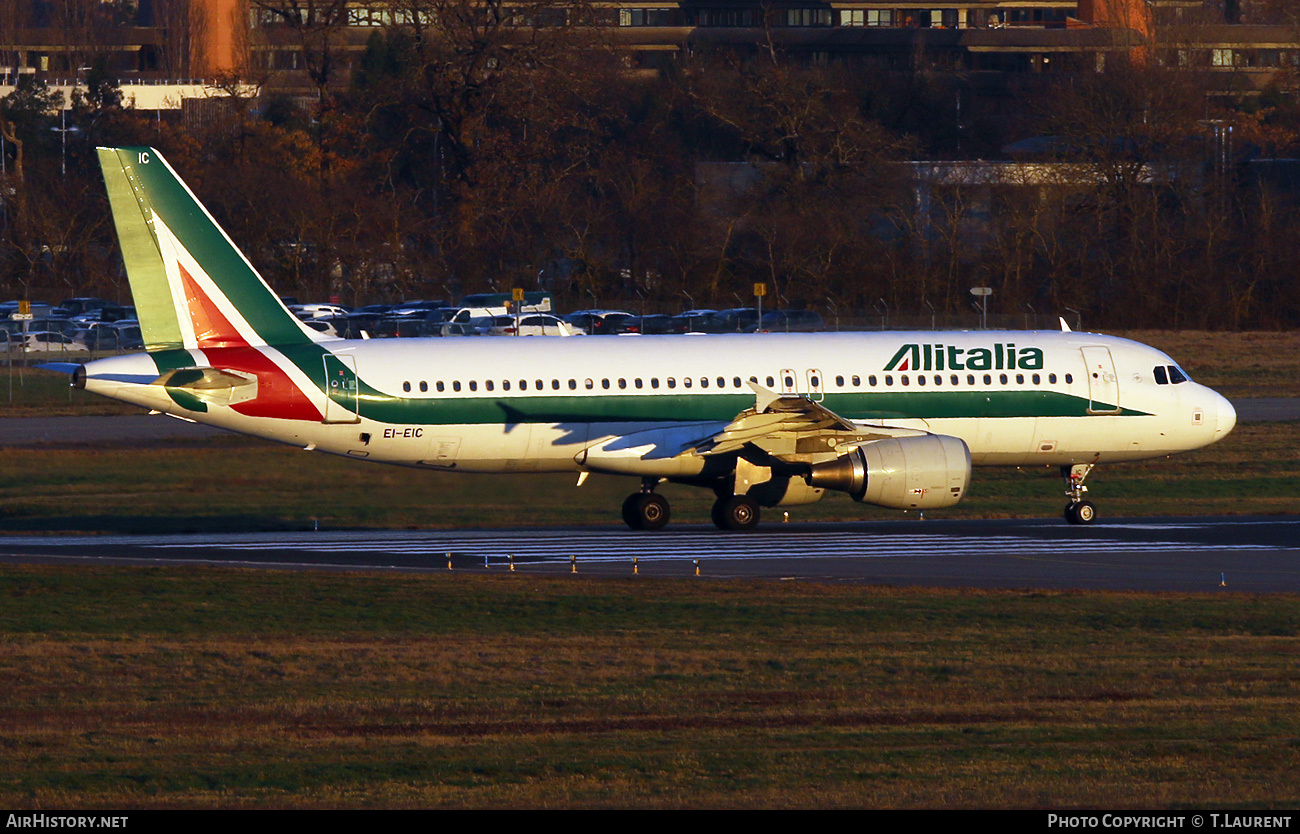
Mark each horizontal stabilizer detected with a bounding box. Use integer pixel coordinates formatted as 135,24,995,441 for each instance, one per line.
152,366,259,406
35,363,83,375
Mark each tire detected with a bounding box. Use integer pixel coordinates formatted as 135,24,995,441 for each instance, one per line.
622,493,644,530
1065,500,1097,525
713,495,760,531
624,493,670,531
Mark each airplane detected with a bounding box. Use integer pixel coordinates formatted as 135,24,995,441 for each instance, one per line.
61,146,1237,531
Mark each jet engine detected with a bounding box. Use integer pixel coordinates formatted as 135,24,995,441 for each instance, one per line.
805,435,971,510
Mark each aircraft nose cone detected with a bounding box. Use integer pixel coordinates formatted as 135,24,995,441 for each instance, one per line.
1216,393,1237,438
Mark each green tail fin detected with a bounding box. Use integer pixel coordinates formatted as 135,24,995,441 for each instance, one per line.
98,147,317,351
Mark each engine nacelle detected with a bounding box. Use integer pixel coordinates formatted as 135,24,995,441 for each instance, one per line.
805,435,971,510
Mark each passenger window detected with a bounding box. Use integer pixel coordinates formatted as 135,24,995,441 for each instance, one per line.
983,374,992,385
1032,374,1040,384
902,375,910,387
869,375,877,387
1065,374,1073,384
885,375,893,386
403,381,411,393
934,375,941,385
967,374,975,385
419,381,428,393
437,381,445,392
585,379,594,390
568,379,577,390
601,379,610,389
618,378,627,389
502,381,510,391
951,375,959,386
1049,374,1057,384
1016,374,1024,384
652,378,660,389
668,378,676,389
551,379,560,390
469,381,478,391
453,381,461,392
485,380,494,391
836,375,844,386
700,378,708,388
766,377,775,387
635,379,643,389
915,375,924,386
999,374,1008,385
852,375,860,386
684,378,692,388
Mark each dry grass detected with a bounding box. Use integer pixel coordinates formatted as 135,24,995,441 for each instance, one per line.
1,568,1298,808
1112,330,1300,398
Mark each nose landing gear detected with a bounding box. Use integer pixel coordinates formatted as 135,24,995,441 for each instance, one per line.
1063,463,1097,525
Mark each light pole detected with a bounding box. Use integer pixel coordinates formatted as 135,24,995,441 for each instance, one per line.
970,287,992,330
50,110,80,179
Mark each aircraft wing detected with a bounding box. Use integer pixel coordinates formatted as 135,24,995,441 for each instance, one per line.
693,382,925,457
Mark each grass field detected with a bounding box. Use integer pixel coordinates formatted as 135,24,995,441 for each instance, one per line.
1,567,1297,809
0,331,1297,808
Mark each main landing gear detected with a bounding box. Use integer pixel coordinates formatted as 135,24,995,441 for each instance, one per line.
622,480,670,531
621,480,762,531
711,494,760,532
1063,463,1097,525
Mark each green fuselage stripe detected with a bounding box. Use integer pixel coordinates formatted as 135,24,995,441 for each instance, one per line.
346,389,1147,426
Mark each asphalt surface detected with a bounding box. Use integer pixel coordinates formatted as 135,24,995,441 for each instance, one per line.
2,516,1298,592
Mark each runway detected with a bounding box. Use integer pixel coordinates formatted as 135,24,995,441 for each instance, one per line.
3,516,1298,592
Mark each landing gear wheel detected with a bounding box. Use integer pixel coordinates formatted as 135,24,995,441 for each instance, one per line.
1064,500,1097,525
712,495,760,531
622,492,670,531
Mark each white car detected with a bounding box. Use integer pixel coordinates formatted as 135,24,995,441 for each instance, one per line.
17,331,87,352
476,314,579,336
289,303,351,320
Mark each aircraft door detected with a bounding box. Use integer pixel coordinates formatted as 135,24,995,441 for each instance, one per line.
322,354,361,423
806,368,825,402
1080,346,1121,414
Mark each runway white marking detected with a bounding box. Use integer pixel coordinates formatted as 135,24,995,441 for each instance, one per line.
4,526,1276,565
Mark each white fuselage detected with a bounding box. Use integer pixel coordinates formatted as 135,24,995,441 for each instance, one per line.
79,330,1236,479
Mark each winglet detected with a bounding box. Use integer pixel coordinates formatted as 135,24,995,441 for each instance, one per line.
747,380,782,413
1059,316,1072,332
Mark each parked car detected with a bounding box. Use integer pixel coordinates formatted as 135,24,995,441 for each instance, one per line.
709,308,761,332
603,312,643,334
1,300,57,319
17,331,87,352
72,322,133,350
290,303,351,320
477,314,578,336
630,314,673,335
667,309,720,334
563,310,632,335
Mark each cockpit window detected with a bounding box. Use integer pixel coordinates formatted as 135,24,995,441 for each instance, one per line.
1153,365,1189,385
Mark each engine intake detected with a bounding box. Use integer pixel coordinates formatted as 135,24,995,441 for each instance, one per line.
806,435,971,510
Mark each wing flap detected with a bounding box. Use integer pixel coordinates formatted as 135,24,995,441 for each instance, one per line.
694,381,926,458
